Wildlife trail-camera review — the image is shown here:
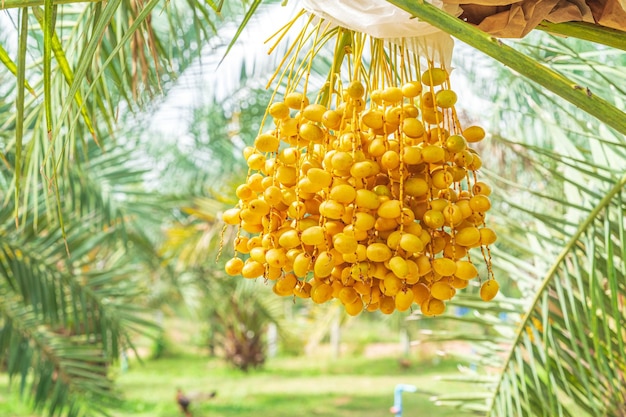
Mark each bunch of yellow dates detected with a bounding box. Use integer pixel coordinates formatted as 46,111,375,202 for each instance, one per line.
222,66,498,316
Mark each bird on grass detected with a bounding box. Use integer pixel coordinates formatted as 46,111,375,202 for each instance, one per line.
176,388,192,417
176,388,217,416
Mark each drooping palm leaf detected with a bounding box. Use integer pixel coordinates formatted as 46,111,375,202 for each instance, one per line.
0,41,35,94
0,204,159,416
414,26,626,416
1,116,173,416
426,169,625,416
0,0,231,223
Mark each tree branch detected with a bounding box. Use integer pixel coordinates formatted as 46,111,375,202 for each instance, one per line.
385,0,626,137
536,21,626,52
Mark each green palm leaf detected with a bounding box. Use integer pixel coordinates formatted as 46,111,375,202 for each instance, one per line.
0,117,171,416
415,25,626,416
0,0,231,222
486,174,625,416
0,208,158,416
0,297,123,416
0,39,35,94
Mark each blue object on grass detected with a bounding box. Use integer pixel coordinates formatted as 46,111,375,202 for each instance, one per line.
391,383,418,417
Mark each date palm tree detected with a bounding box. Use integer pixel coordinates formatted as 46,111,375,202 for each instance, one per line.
0,1,247,415
1,0,625,416
0,137,171,415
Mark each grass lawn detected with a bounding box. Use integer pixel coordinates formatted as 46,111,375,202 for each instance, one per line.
0,352,475,417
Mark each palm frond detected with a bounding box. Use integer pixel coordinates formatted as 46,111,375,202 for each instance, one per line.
0,41,35,94
0,0,230,222
414,26,626,416
0,299,115,417
0,205,159,416
219,0,263,65
1,114,169,416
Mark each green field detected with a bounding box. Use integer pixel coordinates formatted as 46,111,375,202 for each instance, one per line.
0,352,474,417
